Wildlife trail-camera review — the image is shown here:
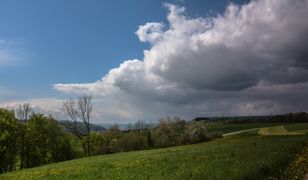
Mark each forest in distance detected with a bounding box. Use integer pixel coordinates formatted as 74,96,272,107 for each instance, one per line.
1,94,308,174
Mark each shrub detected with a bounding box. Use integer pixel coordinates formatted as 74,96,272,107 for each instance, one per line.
90,132,106,155
151,117,184,147
151,117,210,147
186,122,208,144
206,131,223,140
118,132,148,151
109,138,120,153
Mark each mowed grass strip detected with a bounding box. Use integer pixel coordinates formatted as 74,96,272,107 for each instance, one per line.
258,125,304,136
1,131,308,180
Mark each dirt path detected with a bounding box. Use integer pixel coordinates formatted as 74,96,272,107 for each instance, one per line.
223,128,260,137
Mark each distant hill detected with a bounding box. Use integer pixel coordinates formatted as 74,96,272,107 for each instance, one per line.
193,115,272,122
96,123,130,130
194,112,308,123
58,120,106,133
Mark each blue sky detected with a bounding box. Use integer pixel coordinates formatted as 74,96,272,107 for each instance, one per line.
0,0,247,100
1,0,307,123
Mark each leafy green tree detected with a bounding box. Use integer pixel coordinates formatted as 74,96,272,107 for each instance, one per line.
90,132,105,155
45,116,74,162
0,108,19,173
15,103,32,170
16,121,27,169
118,132,148,151
151,117,208,147
151,119,173,147
25,114,74,168
26,114,49,167
96,124,121,154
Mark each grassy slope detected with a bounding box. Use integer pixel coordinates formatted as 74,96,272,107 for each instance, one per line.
284,143,308,179
284,123,308,133
206,122,283,134
258,126,303,135
1,124,308,180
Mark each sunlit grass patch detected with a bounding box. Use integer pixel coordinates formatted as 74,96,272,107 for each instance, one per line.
258,126,304,136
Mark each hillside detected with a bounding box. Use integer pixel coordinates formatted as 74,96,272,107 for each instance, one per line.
1,124,308,180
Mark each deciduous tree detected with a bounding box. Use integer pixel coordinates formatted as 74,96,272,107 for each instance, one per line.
0,108,19,173
63,95,93,156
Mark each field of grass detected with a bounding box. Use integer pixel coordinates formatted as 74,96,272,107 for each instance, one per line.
206,122,283,134
1,124,308,180
258,125,303,135
284,123,308,133
284,143,308,179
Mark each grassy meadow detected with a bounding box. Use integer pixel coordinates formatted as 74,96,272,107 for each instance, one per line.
284,123,308,133
258,125,304,136
1,124,307,180
206,122,283,134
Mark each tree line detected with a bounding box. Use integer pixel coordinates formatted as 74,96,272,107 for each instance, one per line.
0,106,74,173
1,95,223,174
0,95,93,174
2,92,307,175
90,117,222,155
195,112,308,124
267,112,308,123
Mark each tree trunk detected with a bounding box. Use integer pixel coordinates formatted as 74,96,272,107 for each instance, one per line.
20,141,25,170
87,133,91,156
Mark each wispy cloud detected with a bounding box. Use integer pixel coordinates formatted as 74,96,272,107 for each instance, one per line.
0,39,25,67
0,98,62,111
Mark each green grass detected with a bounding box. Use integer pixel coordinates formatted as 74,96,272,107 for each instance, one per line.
258,125,306,136
283,142,308,179
206,122,282,134
1,125,308,180
284,123,308,133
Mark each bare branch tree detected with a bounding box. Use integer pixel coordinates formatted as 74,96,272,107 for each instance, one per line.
77,95,92,156
15,103,32,122
62,95,93,157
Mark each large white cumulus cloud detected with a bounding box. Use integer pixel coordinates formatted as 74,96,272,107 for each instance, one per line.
54,0,308,122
